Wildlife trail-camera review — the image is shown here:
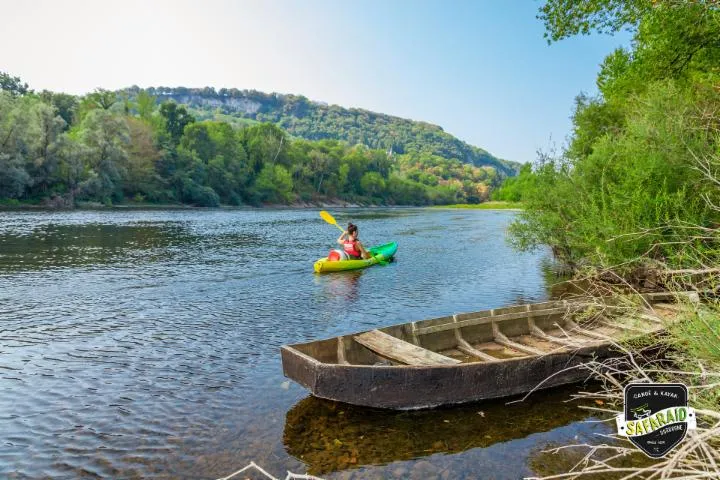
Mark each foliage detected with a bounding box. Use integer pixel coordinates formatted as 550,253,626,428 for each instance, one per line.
491,163,535,202
124,85,521,177
0,72,30,96
538,0,652,42
0,73,503,207
511,2,720,273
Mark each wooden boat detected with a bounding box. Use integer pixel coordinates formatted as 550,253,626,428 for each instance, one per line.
281,292,692,409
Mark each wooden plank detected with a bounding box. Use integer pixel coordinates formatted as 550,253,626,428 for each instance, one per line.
653,302,684,312
354,330,461,366
598,318,651,334
415,306,567,336
565,319,612,341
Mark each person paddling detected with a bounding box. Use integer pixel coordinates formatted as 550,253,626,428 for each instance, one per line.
337,223,371,259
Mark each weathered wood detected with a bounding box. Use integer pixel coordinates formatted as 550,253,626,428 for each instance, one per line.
457,338,498,362
282,294,689,409
565,319,612,341
337,337,349,365
354,330,461,366
653,302,685,312
450,315,498,362
492,322,545,356
415,306,567,336
528,318,583,348
598,318,652,334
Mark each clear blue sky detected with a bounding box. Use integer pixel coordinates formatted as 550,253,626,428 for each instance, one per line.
1,0,628,163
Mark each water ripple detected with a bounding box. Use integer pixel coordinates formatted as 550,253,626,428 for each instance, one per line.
0,208,554,479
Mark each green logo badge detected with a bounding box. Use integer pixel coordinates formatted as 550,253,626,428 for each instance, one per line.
616,383,696,457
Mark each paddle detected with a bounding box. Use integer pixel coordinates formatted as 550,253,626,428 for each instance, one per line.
319,210,387,265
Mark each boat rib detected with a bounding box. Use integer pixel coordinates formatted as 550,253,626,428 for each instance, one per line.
492,322,545,356
528,318,584,348
451,315,498,362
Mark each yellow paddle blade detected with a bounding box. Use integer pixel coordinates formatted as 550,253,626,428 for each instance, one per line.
319,210,337,226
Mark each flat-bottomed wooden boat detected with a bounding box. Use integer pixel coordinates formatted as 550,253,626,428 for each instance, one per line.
281,293,691,409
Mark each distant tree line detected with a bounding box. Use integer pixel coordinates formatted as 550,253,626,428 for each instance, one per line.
130,85,519,177
0,74,499,207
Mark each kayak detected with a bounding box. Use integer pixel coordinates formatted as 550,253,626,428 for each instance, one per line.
313,242,398,273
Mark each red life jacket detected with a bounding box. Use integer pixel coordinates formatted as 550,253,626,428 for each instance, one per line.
343,239,361,258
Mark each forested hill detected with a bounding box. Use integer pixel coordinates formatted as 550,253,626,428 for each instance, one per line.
126,86,519,176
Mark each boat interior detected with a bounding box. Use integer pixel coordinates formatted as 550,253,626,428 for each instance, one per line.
289,298,684,367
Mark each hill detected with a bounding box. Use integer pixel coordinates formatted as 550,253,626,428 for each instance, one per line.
126,86,520,177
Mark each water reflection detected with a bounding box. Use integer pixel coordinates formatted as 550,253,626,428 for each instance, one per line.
528,438,655,479
314,270,364,303
284,387,592,475
0,223,192,271
0,208,556,479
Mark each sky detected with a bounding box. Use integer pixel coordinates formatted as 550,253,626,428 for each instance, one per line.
1,0,629,164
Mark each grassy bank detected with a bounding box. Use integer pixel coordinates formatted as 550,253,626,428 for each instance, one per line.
431,201,524,210
528,286,720,479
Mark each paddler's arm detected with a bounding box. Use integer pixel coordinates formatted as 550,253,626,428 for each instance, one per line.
356,241,371,259
337,231,348,245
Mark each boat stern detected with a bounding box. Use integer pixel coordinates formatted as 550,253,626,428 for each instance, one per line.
281,345,320,391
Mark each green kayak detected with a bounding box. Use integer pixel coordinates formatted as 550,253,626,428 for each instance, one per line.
313,242,398,273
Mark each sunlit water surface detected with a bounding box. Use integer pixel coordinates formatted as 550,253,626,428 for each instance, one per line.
0,208,610,479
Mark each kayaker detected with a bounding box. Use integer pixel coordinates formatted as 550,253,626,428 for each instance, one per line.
337,223,370,259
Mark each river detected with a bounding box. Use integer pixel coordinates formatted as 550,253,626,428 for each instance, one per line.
0,208,611,479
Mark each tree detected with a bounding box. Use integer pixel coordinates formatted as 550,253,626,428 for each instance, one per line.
240,123,288,173
360,171,386,197
135,90,156,121
0,71,30,96
39,91,78,129
538,0,651,43
159,101,194,145
253,164,294,203
506,2,720,270
124,117,161,199
78,110,130,202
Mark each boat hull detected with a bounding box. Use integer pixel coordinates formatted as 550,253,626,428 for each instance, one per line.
281,292,689,409
281,342,608,409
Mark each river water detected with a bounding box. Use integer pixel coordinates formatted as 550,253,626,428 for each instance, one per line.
0,208,611,479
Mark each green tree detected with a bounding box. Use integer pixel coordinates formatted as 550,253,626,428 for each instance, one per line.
360,171,386,197
159,101,195,145
135,90,156,121
0,71,30,96
253,164,294,203
77,109,130,202
507,2,720,271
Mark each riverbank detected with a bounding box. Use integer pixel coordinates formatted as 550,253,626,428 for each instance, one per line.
431,201,524,210
0,199,517,211
530,287,720,479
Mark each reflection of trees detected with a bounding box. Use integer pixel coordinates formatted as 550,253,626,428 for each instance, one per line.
0,222,266,271
284,387,590,475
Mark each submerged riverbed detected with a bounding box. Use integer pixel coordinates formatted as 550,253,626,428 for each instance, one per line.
0,208,612,479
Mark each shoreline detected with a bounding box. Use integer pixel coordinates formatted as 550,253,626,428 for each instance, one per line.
430,201,524,211
0,201,521,212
